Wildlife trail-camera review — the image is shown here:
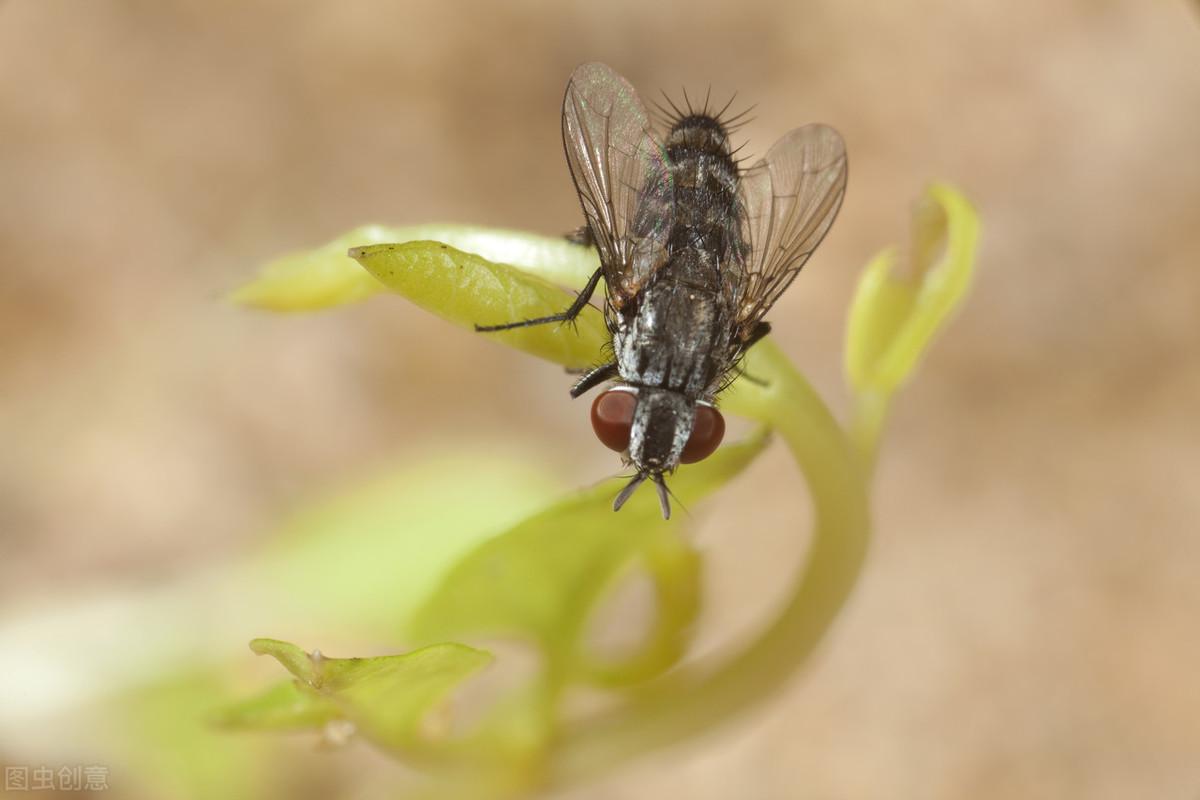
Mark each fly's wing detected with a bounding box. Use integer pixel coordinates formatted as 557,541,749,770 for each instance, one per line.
562,63,673,308
736,124,847,337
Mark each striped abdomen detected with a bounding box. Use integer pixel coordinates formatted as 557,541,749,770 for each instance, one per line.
663,114,747,278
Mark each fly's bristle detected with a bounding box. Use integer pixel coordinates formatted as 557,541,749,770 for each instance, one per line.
659,89,686,120
724,138,754,175
656,86,756,142
658,87,726,128
715,90,739,120
648,98,678,132
729,139,752,159
720,104,758,132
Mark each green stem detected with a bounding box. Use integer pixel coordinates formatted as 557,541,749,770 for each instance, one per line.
547,342,871,784
848,389,890,478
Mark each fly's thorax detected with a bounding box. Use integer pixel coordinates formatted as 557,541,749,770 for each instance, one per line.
613,278,737,397
611,288,654,381
628,387,694,474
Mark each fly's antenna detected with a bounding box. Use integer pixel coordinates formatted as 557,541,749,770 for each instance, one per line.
650,473,674,520
613,473,648,512
658,473,691,519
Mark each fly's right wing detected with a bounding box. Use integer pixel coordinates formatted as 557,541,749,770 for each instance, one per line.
736,124,847,339
562,63,673,309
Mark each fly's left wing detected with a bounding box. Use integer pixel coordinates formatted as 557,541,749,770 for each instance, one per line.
562,63,673,309
736,123,847,339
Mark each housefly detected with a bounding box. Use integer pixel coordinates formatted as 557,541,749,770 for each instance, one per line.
477,62,848,519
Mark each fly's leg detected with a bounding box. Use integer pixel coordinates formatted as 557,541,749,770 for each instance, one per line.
474,267,603,333
569,361,618,398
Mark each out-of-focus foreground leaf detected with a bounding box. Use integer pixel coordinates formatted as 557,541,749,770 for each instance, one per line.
219,679,340,731
250,452,565,635
90,453,561,800
120,672,277,800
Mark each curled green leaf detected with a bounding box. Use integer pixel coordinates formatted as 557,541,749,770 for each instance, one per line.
845,183,980,397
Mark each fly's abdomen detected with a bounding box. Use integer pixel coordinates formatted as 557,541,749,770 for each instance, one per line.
664,114,747,273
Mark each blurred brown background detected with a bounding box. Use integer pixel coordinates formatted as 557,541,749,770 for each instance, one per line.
1,1,1198,798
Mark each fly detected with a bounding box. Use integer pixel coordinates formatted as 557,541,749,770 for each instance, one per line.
476,62,848,519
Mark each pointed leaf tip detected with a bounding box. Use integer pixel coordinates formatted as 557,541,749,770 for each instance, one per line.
233,224,600,313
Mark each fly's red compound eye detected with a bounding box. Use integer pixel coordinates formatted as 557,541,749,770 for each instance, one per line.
680,403,725,464
591,388,637,452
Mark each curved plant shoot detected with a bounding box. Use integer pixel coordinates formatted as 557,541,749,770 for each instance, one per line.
226,184,979,796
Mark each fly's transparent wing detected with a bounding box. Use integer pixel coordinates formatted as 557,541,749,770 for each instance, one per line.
562,62,673,306
737,124,847,335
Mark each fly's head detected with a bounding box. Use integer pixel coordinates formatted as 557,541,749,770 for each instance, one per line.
590,385,726,519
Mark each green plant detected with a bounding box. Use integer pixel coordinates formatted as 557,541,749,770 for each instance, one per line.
225,184,978,797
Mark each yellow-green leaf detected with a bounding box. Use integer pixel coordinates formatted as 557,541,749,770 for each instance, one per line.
231,224,598,312
246,639,492,751
351,240,607,368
